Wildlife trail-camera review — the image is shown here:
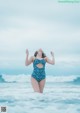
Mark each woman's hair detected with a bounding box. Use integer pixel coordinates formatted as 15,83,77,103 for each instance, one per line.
34,51,46,58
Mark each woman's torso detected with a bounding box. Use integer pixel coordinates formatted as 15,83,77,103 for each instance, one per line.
32,57,46,76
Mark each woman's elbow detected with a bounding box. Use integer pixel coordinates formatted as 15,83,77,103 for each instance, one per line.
52,61,55,65
25,62,29,66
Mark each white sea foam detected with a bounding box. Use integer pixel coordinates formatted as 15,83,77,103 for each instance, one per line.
0,74,80,113
1,74,80,83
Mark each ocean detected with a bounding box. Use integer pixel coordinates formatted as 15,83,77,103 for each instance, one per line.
0,74,80,113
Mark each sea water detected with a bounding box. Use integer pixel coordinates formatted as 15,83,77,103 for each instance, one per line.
0,74,80,113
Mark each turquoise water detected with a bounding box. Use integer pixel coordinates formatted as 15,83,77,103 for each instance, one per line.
0,74,80,113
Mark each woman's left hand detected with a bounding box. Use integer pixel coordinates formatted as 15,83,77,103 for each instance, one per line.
50,51,54,56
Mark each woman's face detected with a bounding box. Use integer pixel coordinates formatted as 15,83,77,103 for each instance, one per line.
37,49,43,57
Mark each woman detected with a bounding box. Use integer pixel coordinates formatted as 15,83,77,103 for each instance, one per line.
25,48,55,93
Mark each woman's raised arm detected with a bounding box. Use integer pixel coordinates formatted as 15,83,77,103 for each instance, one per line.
25,49,33,66
45,51,55,65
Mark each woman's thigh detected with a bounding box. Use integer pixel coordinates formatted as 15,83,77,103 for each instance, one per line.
39,79,46,93
31,77,40,92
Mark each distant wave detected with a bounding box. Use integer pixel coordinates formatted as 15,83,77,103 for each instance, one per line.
0,74,6,83
1,74,30,83
0,74,80,84
72,77,80,84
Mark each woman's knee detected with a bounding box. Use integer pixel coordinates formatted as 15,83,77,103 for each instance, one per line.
34,90,41,93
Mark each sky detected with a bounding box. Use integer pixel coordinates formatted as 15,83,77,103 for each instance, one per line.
0,0,80,75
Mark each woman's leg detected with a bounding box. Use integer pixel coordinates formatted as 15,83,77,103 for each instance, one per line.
31,77,40,93
39,79,46,93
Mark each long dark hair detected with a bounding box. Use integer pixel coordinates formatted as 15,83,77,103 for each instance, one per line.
34,51,46,58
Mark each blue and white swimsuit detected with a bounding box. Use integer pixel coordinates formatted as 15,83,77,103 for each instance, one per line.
32,58,46,82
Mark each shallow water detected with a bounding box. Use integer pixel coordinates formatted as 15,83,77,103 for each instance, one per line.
0,74,80,113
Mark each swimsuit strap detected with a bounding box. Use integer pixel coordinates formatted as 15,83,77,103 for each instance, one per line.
33,57,46,62
33,58,46,68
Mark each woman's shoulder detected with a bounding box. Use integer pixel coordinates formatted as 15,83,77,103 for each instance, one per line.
31,56,36,61
44,57,47,61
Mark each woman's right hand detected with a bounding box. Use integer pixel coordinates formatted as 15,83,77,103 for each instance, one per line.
26,49,29,56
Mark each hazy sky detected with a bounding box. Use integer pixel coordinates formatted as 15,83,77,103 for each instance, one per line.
0,0,80,75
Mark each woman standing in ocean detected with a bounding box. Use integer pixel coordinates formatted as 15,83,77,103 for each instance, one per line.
25,49,55,93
